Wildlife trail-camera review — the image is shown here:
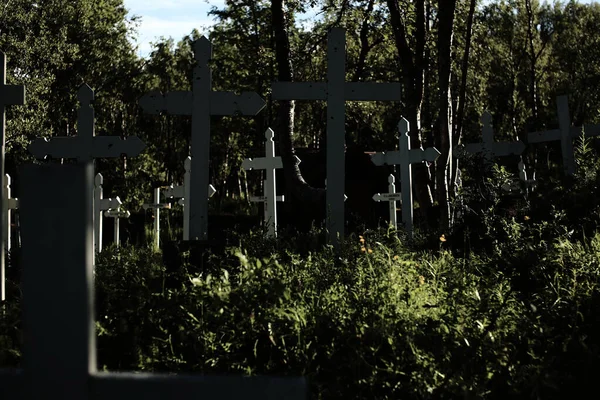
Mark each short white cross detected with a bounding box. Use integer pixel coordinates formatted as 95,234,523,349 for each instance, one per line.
372,174,402,230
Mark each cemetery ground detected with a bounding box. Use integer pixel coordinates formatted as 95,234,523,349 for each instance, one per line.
2,146,600,399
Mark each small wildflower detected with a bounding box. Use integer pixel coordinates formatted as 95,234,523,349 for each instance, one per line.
393,255,399,260
439,234,447,242
419,275,425,285
361,247,366,252
359,235,365,243
368,248,373,254
524,215,530,221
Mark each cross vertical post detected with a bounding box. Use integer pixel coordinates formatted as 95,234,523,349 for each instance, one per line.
183,156,192,240
142,187,172,250
94,173,122,254
0,52,25,301
4,174,19,254
557,95,575,176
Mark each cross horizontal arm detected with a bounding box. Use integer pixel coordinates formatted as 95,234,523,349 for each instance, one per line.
373,193,402,202
139,91,266,116
371,147,440,166
527,129,560,143
28,136,145,160
493,141,526,156
242,157,283,171
271,82,402,102
90,372,307,400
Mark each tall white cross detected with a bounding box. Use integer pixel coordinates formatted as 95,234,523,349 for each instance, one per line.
5,163,306,400
139,37,266,241
0,52,25,301
242,128,284,237
29,84,145,261
461,111,526,165
271,28,402,247
372,174,402,230
371,118,441,237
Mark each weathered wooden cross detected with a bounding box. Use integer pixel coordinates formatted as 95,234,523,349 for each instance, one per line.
139,36,266,241
372,174,402,230
94,173,123,253
461,111,526,165
242,128,284,237
4,174,19,254
527,95,600,176
104,206,130,248
371,118,441,237
28,84,145,258
271,27,402,247
0,52,25,301
142,187,171,250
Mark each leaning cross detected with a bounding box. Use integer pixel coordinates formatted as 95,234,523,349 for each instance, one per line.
371,118,441,237
0,52,25,301
372,174,402,230
139,37,266,241
271,27,402,247
242,128,284,237
462,111,526,165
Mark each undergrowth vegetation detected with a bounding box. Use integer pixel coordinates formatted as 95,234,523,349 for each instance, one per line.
2,138,600,399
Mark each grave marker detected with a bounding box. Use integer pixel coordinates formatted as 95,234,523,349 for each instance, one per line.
0,52,25,301
142,187,171,250
371,118,441,237
1,163,306,400
4,174,18,254
139,37,266,241
372,174,402,230
526,95,600,176
28,84,145,259
94,173,123,253
460,111,526,165
242,128,284,237
104,207,130,248
272,27,402,247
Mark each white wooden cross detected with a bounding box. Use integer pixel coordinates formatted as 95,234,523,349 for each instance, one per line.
4,174,18,254
104,206,130,248
162,157,216,241
1,163,306,400
0,52,25,302
139,37,266,241
142,187,171,250
28,84,145,258
271,27,402,247
94,173,123,253
371,118,441,237
372,174,402,230
461,111,526,165
242,128,284,237
526,95,600,176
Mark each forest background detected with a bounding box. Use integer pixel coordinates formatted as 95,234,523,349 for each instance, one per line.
1,0,600,233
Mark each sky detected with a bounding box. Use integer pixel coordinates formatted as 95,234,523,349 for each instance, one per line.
123,0,598,60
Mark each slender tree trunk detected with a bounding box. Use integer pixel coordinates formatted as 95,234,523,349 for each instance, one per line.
271,0,324,207
386,0,434,218
435,0,457,230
